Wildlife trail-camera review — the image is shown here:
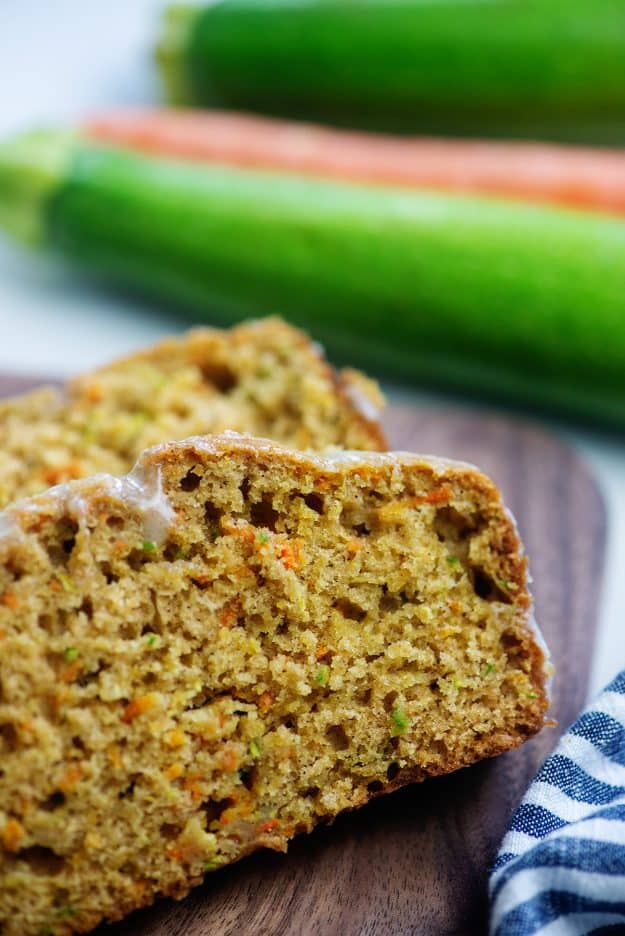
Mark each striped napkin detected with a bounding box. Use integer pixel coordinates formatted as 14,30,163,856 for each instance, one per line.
490,671,625,935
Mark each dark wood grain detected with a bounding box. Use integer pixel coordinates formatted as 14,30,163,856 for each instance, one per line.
0,378,606,936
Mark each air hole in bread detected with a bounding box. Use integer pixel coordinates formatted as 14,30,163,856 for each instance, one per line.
127,548,152,571
41,792,66,812
386,762,401,782
501,631,524,665
17,846,65,876
205,502,223,542
333,598,366,622
37,614,56,635
180,469,202,492
514,722,534,737
5,555,26,582
472,568,512,604
433,506,475,542
202,799,231,827
380,588,408,614
141,616,162,637
205,501,222,524
100,563,119,585
250,496,279,532
119,621,138,640
0,723,18,752
186,690,209,711
303,492,324,515
62,536,76,556
159,823,179,841
163,542,182,562
429,739,448,758
198,361,237,393
340,502,372,535
77,664,106,690
239,765,258,792
383,691,398,713
326,725,349,751
118,776,140,800
45,521,78,567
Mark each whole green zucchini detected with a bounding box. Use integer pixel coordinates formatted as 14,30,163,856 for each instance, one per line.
158,0,625,142
2,131,625,429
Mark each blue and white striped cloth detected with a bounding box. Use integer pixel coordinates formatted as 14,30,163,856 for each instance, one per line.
490,671,625,935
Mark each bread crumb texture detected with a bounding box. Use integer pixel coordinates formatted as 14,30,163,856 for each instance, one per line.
0,435,549,935
0,317,385,509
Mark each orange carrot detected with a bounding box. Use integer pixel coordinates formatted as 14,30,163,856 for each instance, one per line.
164,762,184,781
218,601,240,628
346,538,363,557
0,591,19,610
107,745,123,770
413,486,453,506
59,660,81,684
83,382,103,403
2,818,24,852
42,461,83,486
217,746,239,773
122,692,159,724
182,775,204,801
58,764,84,792
163,727,186,749
52,688,70,712
257,691,273,713
166,845,186,861
278,541,302,571
86,109,625,217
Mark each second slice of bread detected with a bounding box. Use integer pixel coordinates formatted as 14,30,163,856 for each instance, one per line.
0,316,385,508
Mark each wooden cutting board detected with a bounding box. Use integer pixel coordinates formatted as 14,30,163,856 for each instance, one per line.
0,379,607,935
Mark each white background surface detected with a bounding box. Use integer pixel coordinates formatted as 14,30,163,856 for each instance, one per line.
1,0,624,703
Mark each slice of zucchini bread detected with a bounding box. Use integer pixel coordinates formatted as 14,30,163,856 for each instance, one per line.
0,434,550,936
0,316,385,508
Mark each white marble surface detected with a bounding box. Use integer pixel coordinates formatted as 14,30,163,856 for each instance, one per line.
1,0,624,703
